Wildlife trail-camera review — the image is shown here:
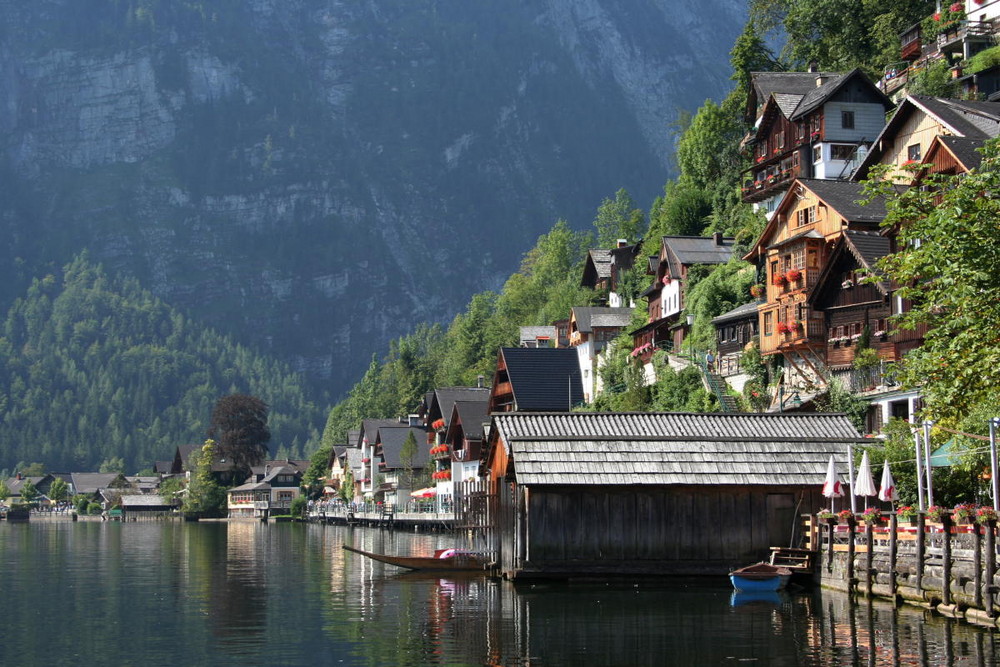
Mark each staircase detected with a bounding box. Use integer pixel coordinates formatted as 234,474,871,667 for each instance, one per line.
692,350,742,413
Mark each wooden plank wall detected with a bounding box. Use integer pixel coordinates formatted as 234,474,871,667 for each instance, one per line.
521,485,823,574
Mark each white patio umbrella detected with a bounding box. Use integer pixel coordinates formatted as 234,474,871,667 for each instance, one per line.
878,459,898,504
822,455,844,510
854,451,878,508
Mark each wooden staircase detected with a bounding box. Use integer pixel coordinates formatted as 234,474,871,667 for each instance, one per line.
704,371,741,412
769,547,816,574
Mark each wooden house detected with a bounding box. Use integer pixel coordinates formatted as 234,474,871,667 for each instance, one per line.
711,301,760,379
853,95,1000,183
488,348,585,413
443,399,490,485
356,419,398,498
742,69,892,216
568,306,633,401
478,412,865,579
374,424,430,505
3,474,55,505
743,179,887,387
808,230,893,371
519,325,557,348
631,233,735,363
227,460,309,518
580,240,643,308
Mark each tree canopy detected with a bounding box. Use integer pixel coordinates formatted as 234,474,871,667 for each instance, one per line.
208,394,271,482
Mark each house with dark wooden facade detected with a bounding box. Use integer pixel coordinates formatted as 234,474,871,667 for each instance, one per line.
581,240,645,308
742,68,892,217
374,423,430,506
631,233,735,363
711,301,760,384
488,348,585,413
477,411,865,579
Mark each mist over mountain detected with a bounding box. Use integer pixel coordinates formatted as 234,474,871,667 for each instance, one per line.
0,0,746,399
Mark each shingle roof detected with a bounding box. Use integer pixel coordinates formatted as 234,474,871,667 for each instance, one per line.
70,473,127,494
121,495,173,508
360,419,398,446
572,307,633,333
663,235,736,266
711,301,759,325
452,400,490,440
491,412,864,486
377,425,429,469
938,135,986,171
843,230,890,274
798,179,887,223
499,348,585,411
429,387,491,427
588,249,612,279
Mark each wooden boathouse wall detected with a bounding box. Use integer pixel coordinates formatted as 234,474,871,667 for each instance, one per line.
497,484,829,578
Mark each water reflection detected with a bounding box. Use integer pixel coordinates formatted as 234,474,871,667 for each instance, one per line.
1,522,998,666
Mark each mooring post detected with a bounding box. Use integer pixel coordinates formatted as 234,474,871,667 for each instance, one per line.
916,514,925,594
865,520,874,597
986,520,997,618
847,516,857,593
942,514,953,606
974,522,983,609
827,522,835,571
889,514,898,596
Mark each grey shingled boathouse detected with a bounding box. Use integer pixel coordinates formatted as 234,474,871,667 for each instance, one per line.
479,411,866,579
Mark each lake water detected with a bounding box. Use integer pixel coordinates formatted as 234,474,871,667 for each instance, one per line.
1,520,998,666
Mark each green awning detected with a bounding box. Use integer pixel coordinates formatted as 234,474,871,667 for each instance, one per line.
930,439,962,467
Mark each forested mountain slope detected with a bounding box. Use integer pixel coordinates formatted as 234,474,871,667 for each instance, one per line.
0,0,746,396
0,255,325,472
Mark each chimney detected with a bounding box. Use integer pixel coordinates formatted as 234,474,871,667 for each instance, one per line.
477,374,485,389
408,414,421,427
807,61,819,73
617,238,628,248
713,232,724,246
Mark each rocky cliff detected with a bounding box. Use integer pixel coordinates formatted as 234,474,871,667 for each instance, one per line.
0,0,746,397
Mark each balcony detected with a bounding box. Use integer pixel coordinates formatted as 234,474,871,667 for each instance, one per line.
769,268,819,300
937,21,994,55
742,167,796,204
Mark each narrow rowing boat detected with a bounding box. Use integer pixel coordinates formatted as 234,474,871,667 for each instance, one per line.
342,545,489,571
729,562,792,591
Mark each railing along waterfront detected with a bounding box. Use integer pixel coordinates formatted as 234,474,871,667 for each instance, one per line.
808,511,1000,625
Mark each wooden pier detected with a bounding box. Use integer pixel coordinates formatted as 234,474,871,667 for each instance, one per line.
309,506,458,531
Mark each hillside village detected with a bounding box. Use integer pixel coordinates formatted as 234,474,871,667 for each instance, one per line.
4,2,1000,572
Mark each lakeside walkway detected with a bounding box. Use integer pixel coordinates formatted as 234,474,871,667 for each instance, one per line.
308,505,458,530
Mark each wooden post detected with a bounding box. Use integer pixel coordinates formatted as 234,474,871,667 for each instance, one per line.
847,517,857,593
986,520,997,618
865,520,874,597
826,522,835,571
974,522,983,609
916,514,925,594
889,514,898,596
942,514,953,606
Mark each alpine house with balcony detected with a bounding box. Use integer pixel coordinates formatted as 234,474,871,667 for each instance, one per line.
742,68,893,218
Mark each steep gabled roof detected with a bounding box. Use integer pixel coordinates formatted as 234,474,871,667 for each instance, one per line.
376,425,429,469
360,419,398,446
488,412,864,486
747,69,889,124
934,135,987,172
808,230,891,307
799,179,887,223
497,348,585,411
580,248,613,288
711,301,759,325
427,387,490,427
854,95,1000,179
450,400,490,441
662,235,736,270
70,472,127,495
571,306,633,333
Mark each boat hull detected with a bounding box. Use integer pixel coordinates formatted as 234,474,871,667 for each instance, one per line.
342,545,488,572
729,563,792,591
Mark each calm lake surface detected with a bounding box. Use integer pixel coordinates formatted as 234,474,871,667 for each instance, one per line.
1,520,998,666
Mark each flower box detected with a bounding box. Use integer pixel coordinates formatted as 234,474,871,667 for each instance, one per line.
749,284,765,298
785,268,801,282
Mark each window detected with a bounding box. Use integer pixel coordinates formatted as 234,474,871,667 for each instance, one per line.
777,131,785,149
795,206,817,227
790,246,805,269
797,122,805,141
763,311,773,336
831,144,855,160
907,143,921,162
842,110,855,129
807,247,819,268
812,145,822,163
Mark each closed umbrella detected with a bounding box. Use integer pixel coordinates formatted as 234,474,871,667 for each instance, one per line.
854,451,878,508
878,460,897,503
822,455,844,510
410,487,437,499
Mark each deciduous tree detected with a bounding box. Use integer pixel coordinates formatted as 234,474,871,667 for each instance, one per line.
208,394,271,481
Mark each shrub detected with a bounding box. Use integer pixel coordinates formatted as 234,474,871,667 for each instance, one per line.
87,502,102,515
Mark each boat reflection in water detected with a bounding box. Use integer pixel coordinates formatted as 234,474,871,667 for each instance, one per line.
730,589,787,607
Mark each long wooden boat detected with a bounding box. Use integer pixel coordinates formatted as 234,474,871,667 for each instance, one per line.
729,562,792,592
342,545,489,571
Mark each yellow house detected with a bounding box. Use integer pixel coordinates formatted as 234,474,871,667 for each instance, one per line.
744,179,887,381
854,95,1000,183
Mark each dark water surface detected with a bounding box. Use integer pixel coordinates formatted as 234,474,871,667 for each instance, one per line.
1,520,998,666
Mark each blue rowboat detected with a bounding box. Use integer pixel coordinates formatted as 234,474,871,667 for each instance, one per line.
729,562,792,591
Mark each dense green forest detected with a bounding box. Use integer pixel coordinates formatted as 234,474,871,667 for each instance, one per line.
0,254,326,473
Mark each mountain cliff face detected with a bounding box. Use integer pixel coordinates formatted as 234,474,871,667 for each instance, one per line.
0,0,746,397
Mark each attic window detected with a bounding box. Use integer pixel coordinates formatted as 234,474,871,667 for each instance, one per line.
907,143,921,162
841,110,855,129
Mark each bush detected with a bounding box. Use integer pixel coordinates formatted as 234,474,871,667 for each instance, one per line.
87,502,102,515
290,496,307,518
